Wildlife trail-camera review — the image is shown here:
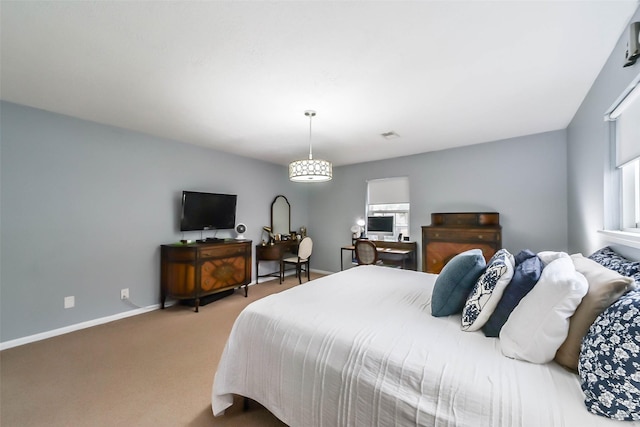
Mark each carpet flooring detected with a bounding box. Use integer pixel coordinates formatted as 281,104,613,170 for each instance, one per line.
1,273,324,427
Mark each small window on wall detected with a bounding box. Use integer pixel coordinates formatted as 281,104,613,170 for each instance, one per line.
606,73,640,234
366,177,410,240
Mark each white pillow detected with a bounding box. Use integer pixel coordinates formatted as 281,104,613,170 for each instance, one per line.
500,255,588,363
461,249,515,331
537,250,569,265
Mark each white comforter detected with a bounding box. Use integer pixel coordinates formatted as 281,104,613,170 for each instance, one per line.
212,266,637,427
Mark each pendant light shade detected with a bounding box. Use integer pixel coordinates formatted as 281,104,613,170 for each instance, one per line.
289,110,333,182
289,158,333,182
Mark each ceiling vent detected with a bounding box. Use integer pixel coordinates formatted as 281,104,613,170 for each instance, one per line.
381,131,400,140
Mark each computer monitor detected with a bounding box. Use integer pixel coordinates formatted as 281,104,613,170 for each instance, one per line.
367,216,394,235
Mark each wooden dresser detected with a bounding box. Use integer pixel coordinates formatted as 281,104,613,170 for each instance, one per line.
160,240,252,312
422,212,501,274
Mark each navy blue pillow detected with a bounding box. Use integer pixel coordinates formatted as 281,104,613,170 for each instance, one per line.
431,249,486,317
482,249,543,337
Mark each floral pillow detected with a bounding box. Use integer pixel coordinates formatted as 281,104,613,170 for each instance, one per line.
554,254,635,372
461,249,515,332
579,290,640,421
588,246,640,285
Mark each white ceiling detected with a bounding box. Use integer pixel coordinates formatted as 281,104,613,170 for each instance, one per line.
1,1,638,167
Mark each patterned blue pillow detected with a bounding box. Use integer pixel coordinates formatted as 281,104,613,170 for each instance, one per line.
461,249,515,331
579,290,640,421
588,247,640,285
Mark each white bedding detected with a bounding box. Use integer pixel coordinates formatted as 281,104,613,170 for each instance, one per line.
212,265,639,426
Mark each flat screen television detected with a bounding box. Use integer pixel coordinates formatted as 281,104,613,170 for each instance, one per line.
367,216,394,233
180,191,237,231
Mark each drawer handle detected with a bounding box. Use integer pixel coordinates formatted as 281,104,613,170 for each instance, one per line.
478,235,484,239
434,233,440,237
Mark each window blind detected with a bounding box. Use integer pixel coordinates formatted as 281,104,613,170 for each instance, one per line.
367,177,410,205
607,75,640,167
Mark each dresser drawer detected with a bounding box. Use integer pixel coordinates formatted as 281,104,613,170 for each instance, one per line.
199,244,247,259
256,244,282,260
162,247,197,262
425,229,500,243
425,242,498,274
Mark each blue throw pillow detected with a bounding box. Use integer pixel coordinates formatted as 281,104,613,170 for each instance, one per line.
431,249,486,317
579,290,640,421
482,250,543,337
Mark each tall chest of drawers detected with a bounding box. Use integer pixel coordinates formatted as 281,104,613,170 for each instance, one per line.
422,212,501,274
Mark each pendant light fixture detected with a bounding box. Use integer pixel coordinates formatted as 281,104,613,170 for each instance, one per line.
289,110,333,182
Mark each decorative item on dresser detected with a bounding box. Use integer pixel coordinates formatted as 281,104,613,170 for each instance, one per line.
160,240,252,312
422,212,501,273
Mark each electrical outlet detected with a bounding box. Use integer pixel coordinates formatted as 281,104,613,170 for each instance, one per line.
64,296,75,309
120,288,129,300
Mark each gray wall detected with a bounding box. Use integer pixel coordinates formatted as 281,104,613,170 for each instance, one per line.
0,102,309,342
309,130,569,273
567,5,640,261
0,102,568,344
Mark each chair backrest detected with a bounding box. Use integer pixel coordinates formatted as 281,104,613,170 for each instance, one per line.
355,240,378,265
298,237,313,260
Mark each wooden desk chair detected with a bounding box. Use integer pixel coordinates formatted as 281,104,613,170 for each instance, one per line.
282,237,313,284
355,239,380,265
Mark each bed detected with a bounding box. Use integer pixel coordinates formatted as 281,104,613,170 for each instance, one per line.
212,262,639,426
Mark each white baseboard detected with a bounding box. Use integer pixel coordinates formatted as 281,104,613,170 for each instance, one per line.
0,270,333,351
0,303,162,351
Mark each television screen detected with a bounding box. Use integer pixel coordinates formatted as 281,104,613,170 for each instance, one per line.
367,216,394,233
180,191,237,231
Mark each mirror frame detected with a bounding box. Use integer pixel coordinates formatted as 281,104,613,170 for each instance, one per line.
271,195,291,236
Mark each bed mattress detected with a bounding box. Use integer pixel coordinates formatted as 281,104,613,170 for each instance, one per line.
212,265,638,426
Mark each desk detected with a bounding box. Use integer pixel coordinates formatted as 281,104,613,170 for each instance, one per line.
256,240,298,283
340,241,417,271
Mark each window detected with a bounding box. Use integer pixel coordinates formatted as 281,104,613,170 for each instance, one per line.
621,158,640,230
366,177,410,240
605,73,640,234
